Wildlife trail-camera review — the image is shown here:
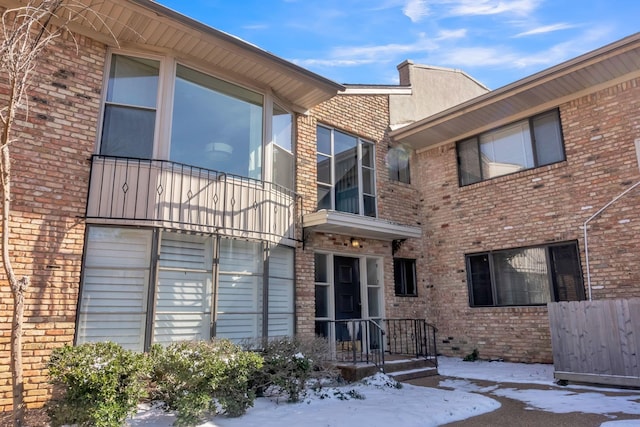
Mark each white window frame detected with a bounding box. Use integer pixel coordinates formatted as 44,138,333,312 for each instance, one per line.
316,125,377,217
97,49,294,186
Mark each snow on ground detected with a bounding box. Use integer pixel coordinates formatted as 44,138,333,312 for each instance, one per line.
127,357,640,427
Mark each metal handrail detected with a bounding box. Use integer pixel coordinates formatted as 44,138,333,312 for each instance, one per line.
85,155,301,242
383,318,438,366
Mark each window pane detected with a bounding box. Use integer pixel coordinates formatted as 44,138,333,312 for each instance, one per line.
334,147,358,214
317,185,331,210
315,285,329,317
362,142,374,168
468,254,492,306
362,168,374,194
317,154,331,184
107,55,159,108
533,111,564,166
273,145,294,189
368,287,381,317
101,105,155,158
217,239,263,341
154,233,213,344
268,246,295,337
366,258,379,286
77,227,152,352
387,145,411,184
480,121,534,179
494,248,550,305
363,195,376,217
334,130,357,155
317,126,331,155
272,103,292,152
170,65,263,179
315,253,328,283
272,104,293,189
550,244,584,301
458,138,481,185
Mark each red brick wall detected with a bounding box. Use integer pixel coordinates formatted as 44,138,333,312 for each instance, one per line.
417,77,640,363
0,32,106,410
294,93,428,336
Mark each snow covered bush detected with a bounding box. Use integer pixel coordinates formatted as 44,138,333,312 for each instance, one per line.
250,337,322,403
46,341,150,427
149,340,263,426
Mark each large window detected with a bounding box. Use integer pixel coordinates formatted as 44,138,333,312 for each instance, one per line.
100,53,292,187
457,109,565,186
466,242,585,307
76,226,294,351
316,125,376,217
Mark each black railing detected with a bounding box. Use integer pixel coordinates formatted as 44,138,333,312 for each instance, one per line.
384,318,438,366
86,155,301,243
317,319,386,369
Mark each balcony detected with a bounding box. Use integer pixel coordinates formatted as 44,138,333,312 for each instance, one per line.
86,155,299,245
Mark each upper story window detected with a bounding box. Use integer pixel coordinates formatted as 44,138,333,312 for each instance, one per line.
387,145,411,184
457,109,565,186
466,241,585,307
99,53,293,188
316,125,376,217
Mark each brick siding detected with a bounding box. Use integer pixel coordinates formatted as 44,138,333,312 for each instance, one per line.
0,32,106,410
417,77,640,363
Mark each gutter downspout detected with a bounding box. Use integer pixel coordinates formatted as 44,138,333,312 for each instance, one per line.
583,180,640,300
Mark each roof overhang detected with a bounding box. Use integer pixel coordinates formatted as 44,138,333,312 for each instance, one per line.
0,0,343,111
390,32,640,150
303,210,422,241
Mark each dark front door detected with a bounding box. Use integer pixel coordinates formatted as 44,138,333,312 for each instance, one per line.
334,256,361,341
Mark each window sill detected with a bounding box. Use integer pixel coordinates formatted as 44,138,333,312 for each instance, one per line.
459,160,567,191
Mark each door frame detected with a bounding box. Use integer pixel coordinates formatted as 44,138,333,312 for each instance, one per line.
313,251,385,346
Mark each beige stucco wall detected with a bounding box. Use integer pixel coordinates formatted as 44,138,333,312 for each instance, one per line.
390,61,489,128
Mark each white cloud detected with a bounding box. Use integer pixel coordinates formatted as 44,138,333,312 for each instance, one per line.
242,24,269,30
331,32,438,60
514,23,578,37
449,0,541,17
436,28,467,40
403,0,429,22
437,46,519,67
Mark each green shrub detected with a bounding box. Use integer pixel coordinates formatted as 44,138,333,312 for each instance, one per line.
46,341,150,427
250,337,319,403
463,348,479,362
150,339,263,426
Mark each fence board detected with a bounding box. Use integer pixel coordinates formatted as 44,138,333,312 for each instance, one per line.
548,298,640,387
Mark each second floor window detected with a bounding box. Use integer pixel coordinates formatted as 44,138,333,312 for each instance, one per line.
316,125,376,217
457,109,565,186
99,53,293,189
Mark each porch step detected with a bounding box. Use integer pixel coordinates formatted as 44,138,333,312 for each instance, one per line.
384,357,438,381
388,366,438,382
336,357,438,382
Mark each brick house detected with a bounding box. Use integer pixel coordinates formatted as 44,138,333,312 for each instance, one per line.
0,0,639,411
391,33,640,363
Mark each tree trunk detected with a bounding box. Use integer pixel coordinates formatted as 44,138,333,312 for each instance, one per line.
1,84,29,427
11,278,28,427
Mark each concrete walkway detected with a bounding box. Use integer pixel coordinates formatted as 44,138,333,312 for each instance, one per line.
406,375,640,426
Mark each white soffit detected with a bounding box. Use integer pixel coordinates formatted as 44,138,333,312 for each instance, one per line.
391,32,640,150
303,210,422,241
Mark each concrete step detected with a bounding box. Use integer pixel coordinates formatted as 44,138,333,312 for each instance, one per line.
388,366,438,382
383,357,436,374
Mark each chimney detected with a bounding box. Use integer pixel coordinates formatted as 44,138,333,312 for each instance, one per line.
397,60,414,86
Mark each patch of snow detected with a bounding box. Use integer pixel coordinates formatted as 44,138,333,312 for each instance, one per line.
437,356,555,385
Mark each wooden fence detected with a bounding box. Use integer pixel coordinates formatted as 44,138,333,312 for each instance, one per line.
548,298,640,387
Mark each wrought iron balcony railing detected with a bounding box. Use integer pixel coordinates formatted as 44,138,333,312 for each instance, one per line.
86,155,300,244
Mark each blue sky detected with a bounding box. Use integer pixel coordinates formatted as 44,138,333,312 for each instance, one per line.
155,0,639,89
